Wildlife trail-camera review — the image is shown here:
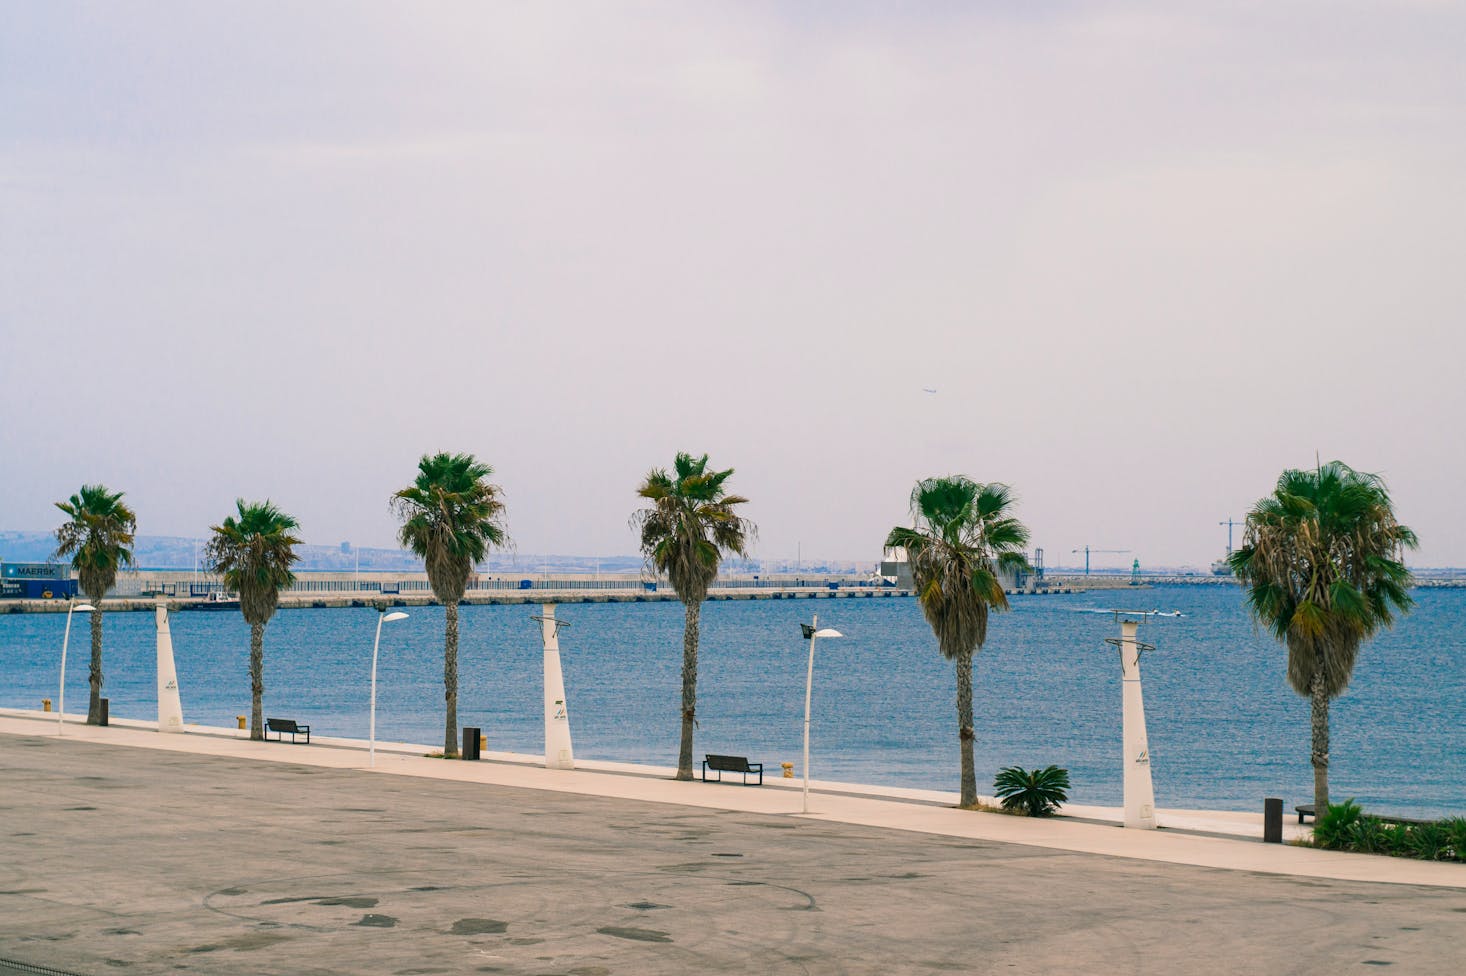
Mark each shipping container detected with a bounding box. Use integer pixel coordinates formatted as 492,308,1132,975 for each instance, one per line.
31,579,77,599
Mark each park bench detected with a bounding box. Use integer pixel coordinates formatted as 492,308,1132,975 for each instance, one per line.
1296,803,1434,828
702,754,763,785
1380,814,1436,827
265,717,311,744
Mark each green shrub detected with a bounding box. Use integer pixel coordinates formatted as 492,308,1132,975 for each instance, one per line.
1312,799,1363,850
1443,817,1466,862
992,765,1070,817
1345,817,1404,855
1314,803,1466,861
1402,821,1453,861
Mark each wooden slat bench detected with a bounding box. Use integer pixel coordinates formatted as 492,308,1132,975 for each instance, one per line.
1296,803,1434,828
265,717,311,744
702,754,763,785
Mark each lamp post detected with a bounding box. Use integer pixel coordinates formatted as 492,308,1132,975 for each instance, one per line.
532,605,576,770
369,608,409,767
58,601,96,734
1111,616,1157,828
799,613,843,814
1086,608,1179,828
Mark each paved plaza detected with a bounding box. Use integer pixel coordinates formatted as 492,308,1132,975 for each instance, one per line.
2,725,1463,976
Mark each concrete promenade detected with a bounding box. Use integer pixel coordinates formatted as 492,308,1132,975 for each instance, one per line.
1,711,1462,975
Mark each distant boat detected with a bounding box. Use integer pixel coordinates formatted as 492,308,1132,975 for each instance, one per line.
185,591,240,611
1211,558,1233,576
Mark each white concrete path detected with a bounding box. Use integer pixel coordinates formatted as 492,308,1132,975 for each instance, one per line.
4,707,1461,890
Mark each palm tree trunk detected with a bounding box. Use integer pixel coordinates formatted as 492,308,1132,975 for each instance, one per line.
1310,670,1330,812
86,609,104,725
250,621,265,741
956,647,977,807
443,601,460,758
676,600,701,781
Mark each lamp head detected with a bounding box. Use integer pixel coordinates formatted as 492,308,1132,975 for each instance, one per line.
383,611,409,622
74,604,96,613
801,623,843,639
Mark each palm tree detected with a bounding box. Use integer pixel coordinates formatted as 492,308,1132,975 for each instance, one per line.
886,476,1030,807
204,499,302,741
392,452,508,758
53,484,137,725
1229,460,1416,812
631,452,755,780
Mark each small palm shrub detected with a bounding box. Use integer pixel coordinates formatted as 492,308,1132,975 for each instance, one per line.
1311,799,1363,850
992,765,1070,817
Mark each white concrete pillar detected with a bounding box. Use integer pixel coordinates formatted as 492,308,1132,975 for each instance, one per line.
541,605,574,769
1119,619,1156,828
155,601,185,733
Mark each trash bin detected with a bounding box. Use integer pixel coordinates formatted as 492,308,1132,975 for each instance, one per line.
462,726,481,761
1264,797,1283,844
98,698,109,726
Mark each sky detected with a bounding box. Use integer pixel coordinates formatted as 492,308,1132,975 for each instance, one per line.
2,2,1463,570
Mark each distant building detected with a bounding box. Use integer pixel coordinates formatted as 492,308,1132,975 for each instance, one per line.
879,546,1026,590
879,547,913,588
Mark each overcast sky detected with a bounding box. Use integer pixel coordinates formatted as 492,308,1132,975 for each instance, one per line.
2,2,1462,570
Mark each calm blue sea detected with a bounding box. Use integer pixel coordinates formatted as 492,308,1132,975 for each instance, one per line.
2,585,1462,818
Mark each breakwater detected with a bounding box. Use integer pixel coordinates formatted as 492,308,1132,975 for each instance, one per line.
0,580,1086,614
0,586,914,614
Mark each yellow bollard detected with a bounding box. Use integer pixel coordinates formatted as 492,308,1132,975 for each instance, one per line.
480,733,488,752
42,699,52,712
781,762,794,779
237,715,247,730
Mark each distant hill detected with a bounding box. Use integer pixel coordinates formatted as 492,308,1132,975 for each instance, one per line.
0,530,766,575
0,530,428,571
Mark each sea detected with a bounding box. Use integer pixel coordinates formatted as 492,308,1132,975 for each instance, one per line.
2,584,1462,819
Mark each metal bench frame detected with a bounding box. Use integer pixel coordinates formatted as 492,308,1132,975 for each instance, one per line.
702,754,763,785
265,717,311,744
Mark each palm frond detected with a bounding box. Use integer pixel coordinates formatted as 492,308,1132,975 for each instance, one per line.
890,475,1029,660
392,452,509,602
52,484,137,602
1233,460,1416,698
203,498,301,626
631,452,754,606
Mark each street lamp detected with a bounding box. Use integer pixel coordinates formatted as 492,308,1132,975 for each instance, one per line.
799,613,844,814
58,601,96,735
369,608,409,767
1076,607,1179,829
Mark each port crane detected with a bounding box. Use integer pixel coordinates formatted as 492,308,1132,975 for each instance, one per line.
1212,517,1244,576
1219,517,1243,554
1072,545,1130,576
